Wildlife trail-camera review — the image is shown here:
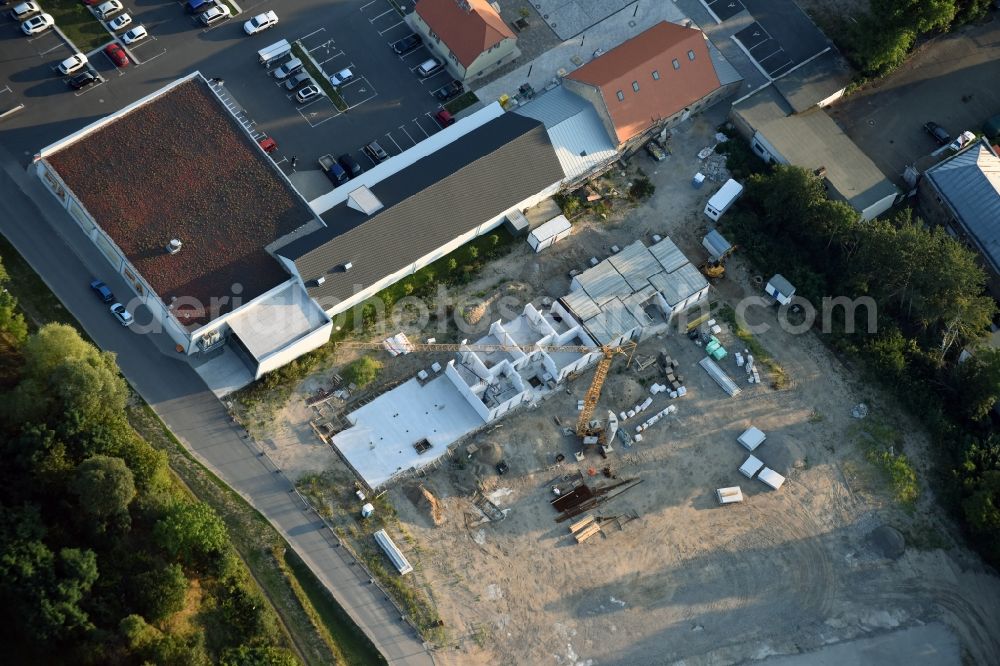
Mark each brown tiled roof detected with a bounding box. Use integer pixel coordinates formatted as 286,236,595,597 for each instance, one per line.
47,78,314,327
415,0,515,68
567,21,722,145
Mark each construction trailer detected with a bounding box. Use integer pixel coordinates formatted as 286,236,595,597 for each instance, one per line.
527,214,573,252
703,178,744,221
765,274,796,306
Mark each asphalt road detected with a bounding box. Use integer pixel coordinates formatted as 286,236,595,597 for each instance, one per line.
0,146,434,664
0,0,450,172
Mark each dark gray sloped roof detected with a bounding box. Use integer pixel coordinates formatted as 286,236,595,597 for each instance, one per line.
278,113,564,306
773,50,852,113
926,141,1000,271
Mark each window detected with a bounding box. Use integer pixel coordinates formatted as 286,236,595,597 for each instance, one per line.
632,81,639,92
652,70,660,80
687,50,695,61
616,90,624,101
672,58,680,70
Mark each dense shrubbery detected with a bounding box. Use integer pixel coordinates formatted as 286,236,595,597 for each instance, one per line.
0,322,296,664
720,162,1000,564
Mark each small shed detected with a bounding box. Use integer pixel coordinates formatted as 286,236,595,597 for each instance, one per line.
702,230,733,261
765,274,796,305
738,427,766,451
739,454,764,478
527,215,572,252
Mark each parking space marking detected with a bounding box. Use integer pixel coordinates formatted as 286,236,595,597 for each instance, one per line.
398,125,415,145
0,85,11,95
369,8,395,21
38,42,66,56
378,20,403,35
74,78,106,97
299,28,326,43
413,117,430,138
384,132,402,152
340,76,378,110
296,97,341,127
360,0,378,9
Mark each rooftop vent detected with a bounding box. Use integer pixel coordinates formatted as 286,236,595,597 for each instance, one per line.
166,239,182,255
343,262,353,272
316,276,326,286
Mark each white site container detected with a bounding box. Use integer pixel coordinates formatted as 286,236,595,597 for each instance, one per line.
704,178,744,221
527,214,573,252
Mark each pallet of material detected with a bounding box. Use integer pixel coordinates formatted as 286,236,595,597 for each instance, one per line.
699,356,742,396
716,486,744,504
574,522,602,543
569,514,596,535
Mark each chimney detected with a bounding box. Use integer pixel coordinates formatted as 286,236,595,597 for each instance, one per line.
166,239,182,254
343,262,353,272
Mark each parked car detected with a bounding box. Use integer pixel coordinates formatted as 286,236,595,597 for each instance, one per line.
94,0,122,20
337,153,363,177
104,42,128,67
392,33,422,55
329,68,354,86
108,12,131,31
363,140,389,163
924,121,951,145
200,3,230,25
110,302,134,327
283,71,311,90
10,1,39,20
295,85,322,104
319,155,348,185
645,139,667,162
243,10,278,35
272,58,302,80
434,80,463,102
57,53,88,76
68,68,99,90
258,136,277,153
21,12,54,35
435,109,455,127
415,57,443,78
121,25,147,44
90,279,114,303
186,0,216,13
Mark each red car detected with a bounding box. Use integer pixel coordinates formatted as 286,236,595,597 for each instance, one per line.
104,42,129,67
435,109,455,127
81,0,102,5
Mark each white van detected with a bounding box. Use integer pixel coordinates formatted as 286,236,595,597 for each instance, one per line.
257,38,291,66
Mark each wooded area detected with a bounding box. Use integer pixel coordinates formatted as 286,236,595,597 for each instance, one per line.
0,256,299,665
720,160,1000,565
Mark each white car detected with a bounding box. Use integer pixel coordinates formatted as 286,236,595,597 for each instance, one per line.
21,12,53,35
108,13,132,31
95,0,123,20
57,53,88,76
243,10,277,35
295,84,322,104
10,1,40,20
121,25,147,45
200,3,230,25
329,68,354,86
110,303,134,327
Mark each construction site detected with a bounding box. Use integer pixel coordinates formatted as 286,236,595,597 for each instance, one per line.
241,111,1000,666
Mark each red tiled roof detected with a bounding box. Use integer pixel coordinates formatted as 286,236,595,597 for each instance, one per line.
47,79,314,327
415,0,515,68
568,21,722,145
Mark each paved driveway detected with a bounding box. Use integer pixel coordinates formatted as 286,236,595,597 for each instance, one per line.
827,20,1000,183
0,146,434,665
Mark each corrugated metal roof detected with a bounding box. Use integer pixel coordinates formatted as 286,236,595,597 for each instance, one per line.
575,260,631,305
649,262,708,306
561,289,601,321
926,141,1000,271
648,237,688,273
516,87,618,181
583,298,642,346
278,114,564,304
607,241,664,291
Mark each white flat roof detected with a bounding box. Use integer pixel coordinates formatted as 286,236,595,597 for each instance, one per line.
529,214,571,241
738,426,766,451
331,375,485,488
226,282,329,360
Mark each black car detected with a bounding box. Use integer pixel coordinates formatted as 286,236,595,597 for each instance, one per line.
363,140,389,163
68,68,99,90
337,153,363,178
924,121,951,145
435,80,463,102
392,33,422,55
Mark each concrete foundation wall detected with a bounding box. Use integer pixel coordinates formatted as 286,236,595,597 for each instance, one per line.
445,361,491,421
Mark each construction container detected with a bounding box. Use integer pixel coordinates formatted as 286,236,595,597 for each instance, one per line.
527,215,572,252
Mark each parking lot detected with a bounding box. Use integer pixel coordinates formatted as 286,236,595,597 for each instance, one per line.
828,19,1000,183
0,0,460,189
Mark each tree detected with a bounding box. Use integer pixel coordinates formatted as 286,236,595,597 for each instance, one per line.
850,22,915,75
71,455,136,527
962,470,1000,538
131,563,188,622
956,348,1000,421
0,259,27,345
870,0,956,32
220,645,299,666
154,502,228,567
342,356,382,388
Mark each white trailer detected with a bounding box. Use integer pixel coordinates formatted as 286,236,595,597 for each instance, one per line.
527,214,572,252
703,178,743,221
765,274,796,306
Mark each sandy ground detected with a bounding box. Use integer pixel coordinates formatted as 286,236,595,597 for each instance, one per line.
257,110,1000,665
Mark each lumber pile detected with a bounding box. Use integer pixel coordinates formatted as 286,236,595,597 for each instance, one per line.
568,514,601,543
